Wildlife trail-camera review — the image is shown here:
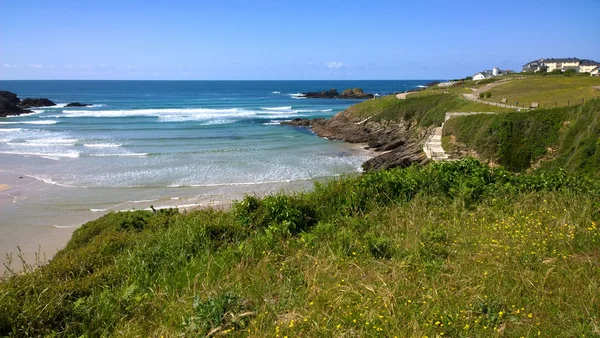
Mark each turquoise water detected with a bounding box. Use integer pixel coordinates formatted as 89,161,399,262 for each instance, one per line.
0,81,428,187
0,80,429,267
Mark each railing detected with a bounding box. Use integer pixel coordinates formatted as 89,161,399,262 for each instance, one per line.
472,96,600,109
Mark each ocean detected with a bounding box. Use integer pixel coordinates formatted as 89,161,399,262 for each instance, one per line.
0,80,429,270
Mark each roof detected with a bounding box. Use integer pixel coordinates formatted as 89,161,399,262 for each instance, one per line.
524,59,543,66
541,57,581,63
580,59,600,66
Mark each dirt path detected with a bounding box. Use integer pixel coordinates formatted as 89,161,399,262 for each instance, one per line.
395,92,412,100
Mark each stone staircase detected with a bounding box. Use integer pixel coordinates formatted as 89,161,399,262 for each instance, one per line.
423,125,449,161
423,112,501,161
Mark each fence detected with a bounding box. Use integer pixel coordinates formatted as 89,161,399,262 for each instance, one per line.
473,96,600,110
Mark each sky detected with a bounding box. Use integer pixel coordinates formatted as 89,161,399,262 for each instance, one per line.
1,0,599,80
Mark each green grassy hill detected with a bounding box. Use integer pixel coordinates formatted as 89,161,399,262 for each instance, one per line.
444,97,600,174
344,93,511,127
476,77,600,108
1,160,599,337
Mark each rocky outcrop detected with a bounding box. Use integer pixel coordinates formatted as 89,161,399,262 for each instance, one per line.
303,89,340,99
339,88,375,99
302,88,375,99
283,118,312,127
0,91,20,105
0,91,31,117
20,98,56,108
283,111,429,171
65,102,91,107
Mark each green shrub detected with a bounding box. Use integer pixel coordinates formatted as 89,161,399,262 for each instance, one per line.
485,92,492,98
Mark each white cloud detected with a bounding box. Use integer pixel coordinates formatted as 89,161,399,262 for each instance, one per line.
3,64,18,68
28,64,44,69
324,61,345,69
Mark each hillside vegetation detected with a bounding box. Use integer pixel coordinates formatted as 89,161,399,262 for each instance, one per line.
1,159,600,337
343,93,511,126
478,77,600,107
444,99,600,174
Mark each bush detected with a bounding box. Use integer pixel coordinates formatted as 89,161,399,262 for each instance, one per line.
485,92,492,98
479,92,484,99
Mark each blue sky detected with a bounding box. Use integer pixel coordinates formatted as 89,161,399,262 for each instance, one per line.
1,0,599,80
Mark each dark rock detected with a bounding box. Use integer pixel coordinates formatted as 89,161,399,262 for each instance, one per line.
0,91,20,105
339,88,375,99
303,88,340,99
302,88,375,99
65,102,92,107
20,98,56,108
281,118,312,127
0,91,31,117
285,108,429,171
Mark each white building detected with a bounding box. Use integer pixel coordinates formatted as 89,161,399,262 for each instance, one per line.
522,58,600,73
473,70,493,80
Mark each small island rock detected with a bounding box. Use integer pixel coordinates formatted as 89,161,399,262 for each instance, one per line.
301,88,374,99
65,102,92,107
303,88,340,99
339,88,374,99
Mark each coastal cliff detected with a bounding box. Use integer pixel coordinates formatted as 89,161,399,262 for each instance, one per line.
284,107,429,171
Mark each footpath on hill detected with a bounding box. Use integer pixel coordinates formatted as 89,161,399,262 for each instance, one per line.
423,112,498,161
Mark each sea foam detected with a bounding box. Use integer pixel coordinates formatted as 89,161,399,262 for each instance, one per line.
0,120,58,125
83,143,122,148
261,106,292,111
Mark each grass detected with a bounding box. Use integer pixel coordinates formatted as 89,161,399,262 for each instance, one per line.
443,99,600,174
1,159,600,337
479,77,600,107
343,93,512,127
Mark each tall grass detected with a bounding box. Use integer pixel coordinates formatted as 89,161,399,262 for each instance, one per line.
444,99,600,173
1,159,599,337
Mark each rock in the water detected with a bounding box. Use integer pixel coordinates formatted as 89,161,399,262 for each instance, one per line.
0,91,31,117
339,88,374,99
20,98,56,108
303,88,340,99
0,91,20,105
65,102,91,107
302,88,375,99
281,118,312,127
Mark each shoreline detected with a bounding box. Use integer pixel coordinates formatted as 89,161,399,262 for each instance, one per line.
283,114,428,171
0,140,376,275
